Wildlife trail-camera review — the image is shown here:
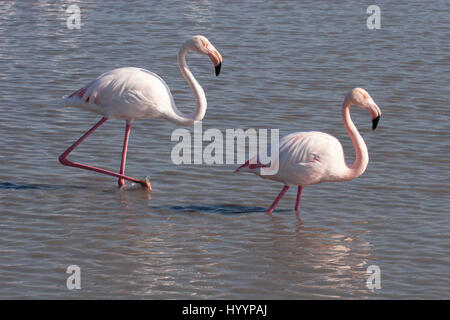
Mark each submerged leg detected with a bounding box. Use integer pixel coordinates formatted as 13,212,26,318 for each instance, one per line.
118,122,131,188
58,117,151,190
295,186,303,212
267,185,290,214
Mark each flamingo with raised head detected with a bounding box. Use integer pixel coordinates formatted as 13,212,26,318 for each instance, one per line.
58,35,222,190
235,88,381,215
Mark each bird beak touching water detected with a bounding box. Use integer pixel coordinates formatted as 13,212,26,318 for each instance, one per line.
207,48,222,76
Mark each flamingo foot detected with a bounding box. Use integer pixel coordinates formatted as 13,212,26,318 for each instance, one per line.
119,177,152,192
138,176,152,191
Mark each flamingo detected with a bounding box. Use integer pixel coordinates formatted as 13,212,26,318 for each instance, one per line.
58,35,223,190
235,88,381,215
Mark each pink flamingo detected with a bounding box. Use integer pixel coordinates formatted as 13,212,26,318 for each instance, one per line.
235,88,381,215
58,35,222,190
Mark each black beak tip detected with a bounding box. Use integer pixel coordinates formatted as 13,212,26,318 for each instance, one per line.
215,62,221,76
372,116,380,130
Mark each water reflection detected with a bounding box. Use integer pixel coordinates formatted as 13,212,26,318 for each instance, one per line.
82,204,374,298
260,218,372,298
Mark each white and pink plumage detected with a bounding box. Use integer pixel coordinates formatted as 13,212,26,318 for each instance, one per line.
59,35,222,190
235,88,381,215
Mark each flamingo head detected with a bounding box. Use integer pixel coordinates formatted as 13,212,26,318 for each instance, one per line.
347,88,382,130
188,35,223,76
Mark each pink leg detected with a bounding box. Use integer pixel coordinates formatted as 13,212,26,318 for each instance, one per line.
267,185,290,214
118,122,131,188
58,117,151,190
295,186,303,212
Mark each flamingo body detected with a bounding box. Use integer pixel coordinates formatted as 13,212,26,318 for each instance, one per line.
239,131,348,186
61,67,174,121
236,88,382,215
58,36,222,189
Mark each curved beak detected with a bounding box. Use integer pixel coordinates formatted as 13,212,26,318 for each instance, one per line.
207,47,223,76
215,62,221,77
372,116,380,130
367,99,381,130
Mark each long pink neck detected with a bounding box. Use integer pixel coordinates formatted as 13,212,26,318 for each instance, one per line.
341,99,369,181
163,45,207,126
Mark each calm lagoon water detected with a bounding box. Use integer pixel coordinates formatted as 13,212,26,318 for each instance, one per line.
0,1,449,299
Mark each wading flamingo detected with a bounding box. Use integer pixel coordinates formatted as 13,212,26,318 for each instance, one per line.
235,88,381,215
59,35,222,190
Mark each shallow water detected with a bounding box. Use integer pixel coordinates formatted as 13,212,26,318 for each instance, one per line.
0,0,449,299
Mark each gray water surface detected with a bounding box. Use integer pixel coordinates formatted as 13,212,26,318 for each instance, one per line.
0,1,449,299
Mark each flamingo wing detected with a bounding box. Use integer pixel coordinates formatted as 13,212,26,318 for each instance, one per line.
60,67,175,120
235,132,317,173
236,131,347,186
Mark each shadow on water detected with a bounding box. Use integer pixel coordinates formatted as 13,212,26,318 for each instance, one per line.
153,204,292,216
2,182,297,218
0,182,86,190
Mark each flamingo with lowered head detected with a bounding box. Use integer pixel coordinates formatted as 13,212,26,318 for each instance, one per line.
235,88,381,215
59,35,222,190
